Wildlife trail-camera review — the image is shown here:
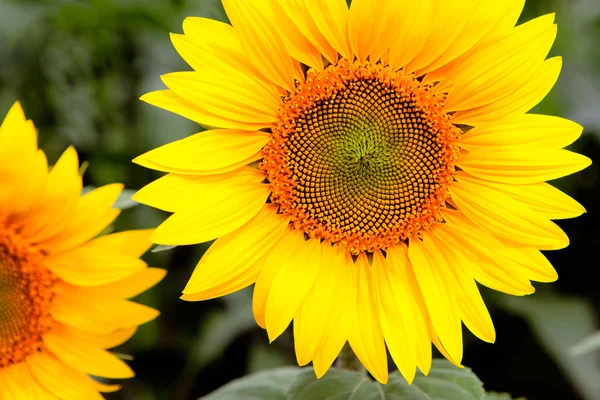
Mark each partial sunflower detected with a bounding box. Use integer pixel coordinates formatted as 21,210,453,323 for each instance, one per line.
0,102,164,399
134,0,591,384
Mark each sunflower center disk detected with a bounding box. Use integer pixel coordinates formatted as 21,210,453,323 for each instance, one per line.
262,60,460,254
0,233,54,368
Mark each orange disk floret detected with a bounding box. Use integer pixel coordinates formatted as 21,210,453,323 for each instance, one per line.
261,59,460,254
0,228,55,368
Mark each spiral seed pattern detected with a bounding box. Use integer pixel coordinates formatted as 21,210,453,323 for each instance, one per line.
262,60,460,254
0,232,54,368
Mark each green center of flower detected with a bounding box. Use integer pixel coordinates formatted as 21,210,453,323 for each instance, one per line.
262,60,459,254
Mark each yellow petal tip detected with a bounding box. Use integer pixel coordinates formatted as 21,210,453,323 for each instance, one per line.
131,154,147,166
180,293,199,302
314,369,326,379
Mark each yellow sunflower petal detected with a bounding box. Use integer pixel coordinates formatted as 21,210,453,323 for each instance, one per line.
457,149,591,184
133,167,264,213
278,0,338,63
90,229,153,258
485,0,526,41
372,248,419,384
0,103,38,190
133,129,269,175
403,0,478,74
88,379,121,393
311,250,356,378
258,0,323,70
151,182,270,245
54,323,138,349
0,101,28,139
51,299,159,335
174,17,272,90
348,253,388,384
435,219,535,296
44,245,146,286
0,362,58,400
368,0,405,63
408,236,463,364
293,243,348,366
423,0,525,86
140,90,270,131
442,217,558,284
59,268,166,301
43,184,122,254
429,229,496,343
443,16,557,111
429,331,463,369
2,149,47,218
43,330,134,379
403,259,434,375
252,230,306,329
264,237,322,342
160,71,281,126
459,114,583,151
222,0,296,92
347,0,387,60
457,175,585,220
452,56,562,125
182,204,289,298
421,0,525,74
19,146,82,243
0,364,28,400
445,210,545,267
26,352,103,400
180,268,260,302
97,300,160,331
450,176,569,249
502,246,558,283
304,0,351,59
388,0,432,71
430,12,552,88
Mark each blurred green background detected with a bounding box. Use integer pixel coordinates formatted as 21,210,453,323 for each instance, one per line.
1,0,600,399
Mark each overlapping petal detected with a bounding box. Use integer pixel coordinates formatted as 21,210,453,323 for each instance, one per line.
181,204,290,300
348,254,388,384
222,0,297,91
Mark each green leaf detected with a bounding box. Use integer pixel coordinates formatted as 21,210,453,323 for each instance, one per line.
384,360,485,400
81,186,140,210
151,244,177,253
113,188,139,210
201,367,302,400
201,360,510,400
287,368,376,400
570,330,600,355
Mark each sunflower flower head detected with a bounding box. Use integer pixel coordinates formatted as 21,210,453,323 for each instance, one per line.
0,102,165,399
134,0,591,384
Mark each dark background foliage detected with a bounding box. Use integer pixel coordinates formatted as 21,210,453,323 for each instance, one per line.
1,0,599,399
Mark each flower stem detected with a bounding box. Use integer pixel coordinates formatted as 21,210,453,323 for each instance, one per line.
336,343,366,374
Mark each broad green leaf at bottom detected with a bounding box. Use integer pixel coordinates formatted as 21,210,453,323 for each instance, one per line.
200,359,511,400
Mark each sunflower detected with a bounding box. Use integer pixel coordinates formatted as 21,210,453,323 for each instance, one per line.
0,102,164,399
134,0,591,384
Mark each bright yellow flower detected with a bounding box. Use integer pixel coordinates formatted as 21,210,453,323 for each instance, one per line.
0,102,164,399
134,0,591,384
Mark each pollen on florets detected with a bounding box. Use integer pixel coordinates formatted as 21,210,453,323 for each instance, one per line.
261,59,460,255
0,229,55,368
